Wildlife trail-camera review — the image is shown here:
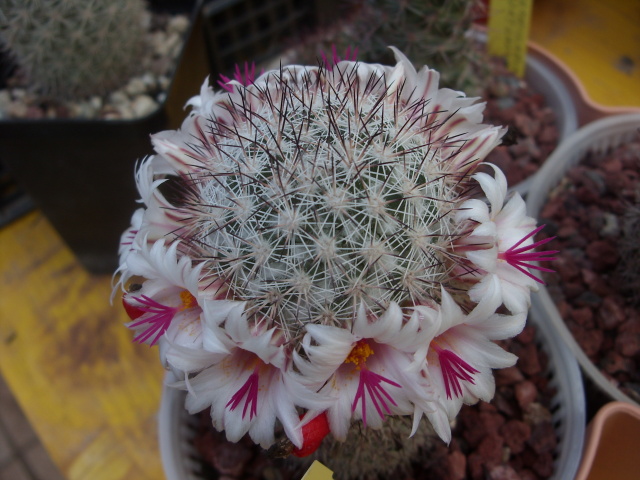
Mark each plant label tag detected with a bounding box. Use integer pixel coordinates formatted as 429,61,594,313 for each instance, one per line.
301,460,334,479
487,0,533,77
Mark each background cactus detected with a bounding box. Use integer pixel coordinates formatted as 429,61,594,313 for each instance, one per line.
618,192,640,307
0,0,147,100
289,0,488,96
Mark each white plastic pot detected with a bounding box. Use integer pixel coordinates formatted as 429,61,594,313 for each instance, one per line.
512,44,579,196
526,113,640,406
158,306,586,480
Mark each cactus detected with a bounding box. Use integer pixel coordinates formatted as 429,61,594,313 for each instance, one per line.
619,191,640,306
0,0,147,99
117,51,555,479
291,0,488,96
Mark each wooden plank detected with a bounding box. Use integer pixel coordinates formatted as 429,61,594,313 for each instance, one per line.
0,212,165,480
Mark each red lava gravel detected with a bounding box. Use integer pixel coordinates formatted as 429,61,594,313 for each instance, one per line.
539,139,640,404
190,324,559,480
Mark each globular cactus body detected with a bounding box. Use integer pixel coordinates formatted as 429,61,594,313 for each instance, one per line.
0,0,147,99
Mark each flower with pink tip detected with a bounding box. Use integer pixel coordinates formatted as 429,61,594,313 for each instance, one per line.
179,300,327,449
320,44,358,70
217,62,261,92
456,165,557,313
411,283,526,443
294,303,434,440
117,239,227,372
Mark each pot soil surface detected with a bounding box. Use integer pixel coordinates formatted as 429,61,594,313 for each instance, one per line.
189,324,558,480
539,139,640,404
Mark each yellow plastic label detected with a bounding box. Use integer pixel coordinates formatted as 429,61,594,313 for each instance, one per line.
487,0,533,77
301,460,334,480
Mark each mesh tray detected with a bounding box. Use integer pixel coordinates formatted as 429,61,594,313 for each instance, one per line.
158,307,586,480
526,113,640,407
202,0,336,75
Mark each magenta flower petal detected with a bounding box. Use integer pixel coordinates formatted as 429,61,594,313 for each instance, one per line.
321,44,358,70
128,295,180,346
436,347,479,399
218,62,261,92
352,369,401,427
499,225,559,284
227,370,260,420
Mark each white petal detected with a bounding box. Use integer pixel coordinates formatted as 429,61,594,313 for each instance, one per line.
456,198,490,224
202,299,246,328
474,169,505,216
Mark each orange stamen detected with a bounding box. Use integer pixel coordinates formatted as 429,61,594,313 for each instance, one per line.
344,339,374,370
180,290,198,310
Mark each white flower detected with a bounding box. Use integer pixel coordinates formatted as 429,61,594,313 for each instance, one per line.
411,283,526,442
119,239,226,371
457,165,556,313
389,47,505,172
182,301,326,449
294,302,435,440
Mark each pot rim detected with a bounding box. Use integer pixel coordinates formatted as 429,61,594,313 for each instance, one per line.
574,401,640,480
470,28,579,197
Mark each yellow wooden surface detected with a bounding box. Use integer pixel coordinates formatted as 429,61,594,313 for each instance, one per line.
0,3,638,480
0,212,165,480
530,0,640,109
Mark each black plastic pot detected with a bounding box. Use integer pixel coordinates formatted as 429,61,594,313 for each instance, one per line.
0,3,210,273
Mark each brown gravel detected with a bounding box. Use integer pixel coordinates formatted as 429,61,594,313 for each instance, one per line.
539,139,640,403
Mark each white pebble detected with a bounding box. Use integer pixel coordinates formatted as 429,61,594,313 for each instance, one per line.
124,77,147,96
89,96,103,110
157,32,181,57
117,105,135,120
0,90,11,111
141,72,157,89
157,75,170,91
168,15,189,35
70,101,97,119
108,90,129,107
7,101,28,118
11,88,26,100
131,95,158,118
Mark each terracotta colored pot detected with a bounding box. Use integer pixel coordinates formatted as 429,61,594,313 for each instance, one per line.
575,401,640,480
525,42,640,127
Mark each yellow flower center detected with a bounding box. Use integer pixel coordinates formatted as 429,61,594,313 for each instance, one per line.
180,290,198,310
344,339,374,370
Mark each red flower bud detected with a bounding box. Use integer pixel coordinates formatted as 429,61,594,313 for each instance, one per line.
292,412,330,458
122,293,144,320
